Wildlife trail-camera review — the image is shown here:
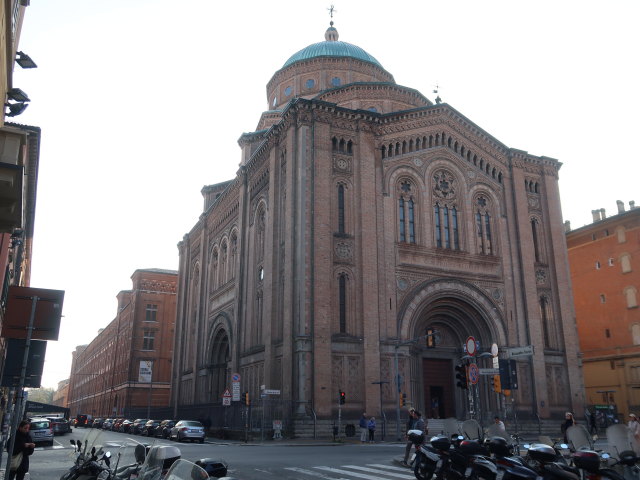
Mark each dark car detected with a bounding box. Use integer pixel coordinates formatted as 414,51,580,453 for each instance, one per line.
131,419,149,435
76,414,93,428
120,419,134,433
142,419,161,436
169,420,205,443
47,417,71,435
155,420,176,438
92,418,104,429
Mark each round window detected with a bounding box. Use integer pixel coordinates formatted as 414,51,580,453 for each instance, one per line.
331,77,341,87
305,78,315,89
284,86,292,96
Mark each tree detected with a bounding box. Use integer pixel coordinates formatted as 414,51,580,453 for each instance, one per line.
26,387,54,404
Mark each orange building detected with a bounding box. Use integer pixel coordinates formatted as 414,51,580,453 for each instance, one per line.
567,201,640,420
66,269,177,418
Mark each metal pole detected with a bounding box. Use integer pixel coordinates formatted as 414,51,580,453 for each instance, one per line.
4,296,38,479
394,346,401,441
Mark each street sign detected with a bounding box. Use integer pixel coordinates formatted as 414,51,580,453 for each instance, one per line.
508,345,534,358
232,373,241,382
232,372,241,401
222,388,231,397
466,336,477,356
263,389,281,395
468,363,479,384
222,396,231,406
479,368,499,375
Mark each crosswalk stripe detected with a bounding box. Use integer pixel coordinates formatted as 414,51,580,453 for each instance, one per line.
314,466,390,480
342,465,414,479
367,464,412,473
284,466,351,480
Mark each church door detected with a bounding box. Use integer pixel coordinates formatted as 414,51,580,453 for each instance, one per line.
423,358,454,419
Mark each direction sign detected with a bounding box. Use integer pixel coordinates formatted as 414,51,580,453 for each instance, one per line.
508,345,534,358
468,363,479,384
263,389,281,395
466,336,477,356
479,368,500,375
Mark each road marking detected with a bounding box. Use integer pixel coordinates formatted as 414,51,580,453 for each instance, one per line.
367,464,412,472
315,466,392,480
285,467,351,480
342,465,414,479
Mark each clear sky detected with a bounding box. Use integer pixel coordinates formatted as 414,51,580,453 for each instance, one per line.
12,0,639,389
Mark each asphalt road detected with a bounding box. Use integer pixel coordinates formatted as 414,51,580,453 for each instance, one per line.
26,429,408,480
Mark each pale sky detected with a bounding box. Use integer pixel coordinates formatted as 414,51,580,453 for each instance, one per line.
12,0,639,389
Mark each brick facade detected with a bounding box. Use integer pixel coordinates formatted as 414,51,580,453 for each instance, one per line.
566,203,640,418
172,24,583,430
66,269,177,418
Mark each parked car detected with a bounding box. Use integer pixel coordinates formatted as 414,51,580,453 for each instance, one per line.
91,418,104,429
29,418,54,446
112,418,124,431
155,420,176,438
47,417,71,435
131,418,149,435
120,419,133,433
169,420,205,443
102,418,114,430
142,419,160,436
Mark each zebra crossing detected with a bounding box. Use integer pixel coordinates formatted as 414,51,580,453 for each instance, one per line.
284,463,414,480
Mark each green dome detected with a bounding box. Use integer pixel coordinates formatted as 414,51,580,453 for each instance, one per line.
282,26,383,69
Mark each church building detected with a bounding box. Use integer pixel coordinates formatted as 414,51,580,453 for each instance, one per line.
171,21,583,434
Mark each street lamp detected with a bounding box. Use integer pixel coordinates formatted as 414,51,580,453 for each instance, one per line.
371,381,389,440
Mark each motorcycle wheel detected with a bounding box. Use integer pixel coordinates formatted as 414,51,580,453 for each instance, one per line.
413,454,434,480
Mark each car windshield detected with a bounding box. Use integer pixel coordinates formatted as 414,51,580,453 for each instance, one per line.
30,421,49,429
183,421,202,427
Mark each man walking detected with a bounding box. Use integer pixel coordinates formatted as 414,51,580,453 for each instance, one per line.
402,410,426,466
359,412,368,443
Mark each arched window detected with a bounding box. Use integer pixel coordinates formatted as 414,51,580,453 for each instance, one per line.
632,324,640,345
210,248,219,291
339,273,347,333
531,218,542,263
432,170,460,251
229,233,237,280
475,195,494,255
621,254,632,274
434,204,441,248
617,226,627,243
540,295,558,349
398,180,416,244
625,286,638,309
220,241,228,285
338,184,345,234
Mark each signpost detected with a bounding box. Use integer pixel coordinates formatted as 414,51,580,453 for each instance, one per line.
231,373,241,402
508,345,534,358
222,388,231,406
468,363,479,385
479,368,499,375
465,336,477,356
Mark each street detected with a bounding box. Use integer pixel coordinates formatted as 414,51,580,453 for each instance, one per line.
27,429,408,480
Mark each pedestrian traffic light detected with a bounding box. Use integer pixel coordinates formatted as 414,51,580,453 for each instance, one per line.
492,374,502,393
244,391,250,405
400,392,407,406
455,364,468,390
339,391,346,405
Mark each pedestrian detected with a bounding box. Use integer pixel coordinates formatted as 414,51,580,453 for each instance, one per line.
561,412,576,443
588,410,597,435
359,412,368,443
403,410,427,466
494,416,506,431
8,420,36,480
629,414,640,455
401,408,416,466
368,416,376,443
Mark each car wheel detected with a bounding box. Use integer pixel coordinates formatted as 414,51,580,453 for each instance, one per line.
199,438,204,444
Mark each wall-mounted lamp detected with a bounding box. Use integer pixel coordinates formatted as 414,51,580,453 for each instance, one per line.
15,51,37,69
7,88,30,102
5,102,29,117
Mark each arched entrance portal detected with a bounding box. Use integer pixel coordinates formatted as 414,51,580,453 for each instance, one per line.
398,279,506,420
209,329,230,403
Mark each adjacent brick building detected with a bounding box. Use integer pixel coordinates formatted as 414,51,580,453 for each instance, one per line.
172,22,583,434
566,201,640,419
67,269,177,418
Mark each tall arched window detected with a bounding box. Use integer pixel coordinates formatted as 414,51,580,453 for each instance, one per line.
621,253,632,274
339,273,347,333
474,195,494,255
229,232,237,280
337,184,345,234
434,204,442,248
625,286,638,309
540,295,557,349
531,218,542,262
397,180,416,244
432,170,460,251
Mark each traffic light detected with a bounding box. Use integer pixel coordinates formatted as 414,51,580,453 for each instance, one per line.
339,391,346,405
400,392,407,407
455,364,468,390
426,328,435,348
492,374,502,393
244,392,250,405
499,359,518,390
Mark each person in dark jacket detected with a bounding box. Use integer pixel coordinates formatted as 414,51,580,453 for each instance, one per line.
9,420,36,480
561,412,576,443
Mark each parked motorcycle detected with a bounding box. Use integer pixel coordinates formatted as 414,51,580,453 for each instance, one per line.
61,433,112,480
408,430,446,480
573,449,625,480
